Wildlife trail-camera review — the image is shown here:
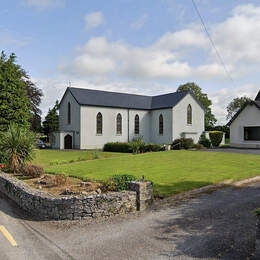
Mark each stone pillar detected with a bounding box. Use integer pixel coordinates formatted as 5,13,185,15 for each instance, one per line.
128,181,153,211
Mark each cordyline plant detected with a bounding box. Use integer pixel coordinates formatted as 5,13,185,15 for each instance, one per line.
0,123,36,173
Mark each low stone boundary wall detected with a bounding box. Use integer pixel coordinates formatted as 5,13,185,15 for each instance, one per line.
0,171,153,220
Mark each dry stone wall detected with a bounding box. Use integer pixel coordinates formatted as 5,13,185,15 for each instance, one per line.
0,171,153,220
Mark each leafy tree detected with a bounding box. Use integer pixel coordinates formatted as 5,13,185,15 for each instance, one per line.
0,123,36,173
25,79,43,132
0,51,31,131
226,96,251,120
42,100,59,136
177,82,217,129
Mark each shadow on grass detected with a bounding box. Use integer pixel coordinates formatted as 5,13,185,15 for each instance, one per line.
152,183,260,259
153,181,213,198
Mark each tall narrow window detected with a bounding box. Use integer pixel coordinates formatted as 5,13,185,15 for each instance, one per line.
116,113,122,135
67,102,71,124
159,114,163,135
134,114,139,135
187,104,192,125
96,112,103,134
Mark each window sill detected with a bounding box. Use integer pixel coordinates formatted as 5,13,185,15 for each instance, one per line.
96,134,103,136
187,124,192,126
116,134,122,136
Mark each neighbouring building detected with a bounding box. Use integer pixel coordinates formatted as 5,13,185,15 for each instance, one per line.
228,91,260,148
51,87,205,149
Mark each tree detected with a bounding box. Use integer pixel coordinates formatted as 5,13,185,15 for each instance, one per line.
25,79,43,132
177,82,217,129
42,100,59,136
226,96,251,120
0,51,31,131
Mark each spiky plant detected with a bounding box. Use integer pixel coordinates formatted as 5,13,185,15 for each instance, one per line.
0,123,36,173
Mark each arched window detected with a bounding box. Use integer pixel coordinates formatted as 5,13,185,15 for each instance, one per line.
134,114,139,135
67,102,71,124
116,113,122,135
159,114,163,135
96,112,103,134
187,104,192,125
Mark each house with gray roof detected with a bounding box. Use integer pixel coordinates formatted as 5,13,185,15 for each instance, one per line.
228,91,260,148
51,87,205,149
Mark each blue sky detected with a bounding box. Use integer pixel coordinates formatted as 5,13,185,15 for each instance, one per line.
1,0,260,123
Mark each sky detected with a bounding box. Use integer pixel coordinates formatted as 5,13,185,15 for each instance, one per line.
1,0,260,124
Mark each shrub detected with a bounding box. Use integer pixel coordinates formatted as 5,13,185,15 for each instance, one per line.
192,143,204,150
111,174,136,191
103,142,132,153
130,137,146,154
172,138,194,150
0,123,36,173
145,143,162,152
23,164,44,178
209,131,224,147
101,179,117,192
199,133,211,148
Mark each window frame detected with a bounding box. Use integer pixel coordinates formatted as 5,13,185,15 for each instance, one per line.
187,104,192,125
244,126,260,141
67,102,71,125
96,112,103,135
134,114,140,135
116,113,122,135
159,114,163,135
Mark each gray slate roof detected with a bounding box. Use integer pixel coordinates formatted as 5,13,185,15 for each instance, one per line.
68,87,195,110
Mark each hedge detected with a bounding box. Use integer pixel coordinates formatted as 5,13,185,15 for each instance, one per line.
209,131,223,147
103,142,132,153
172,138,194,150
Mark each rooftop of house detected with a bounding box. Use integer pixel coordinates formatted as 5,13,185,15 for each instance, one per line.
65,87,204,110
227,90,260,126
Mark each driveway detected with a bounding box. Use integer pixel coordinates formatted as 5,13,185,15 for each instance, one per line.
206,148,260,155
1,182,260,260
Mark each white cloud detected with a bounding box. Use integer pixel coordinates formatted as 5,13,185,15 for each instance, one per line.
210,84,259,124
130,14,149,30
23,0,64,9
84,11,105,30
0,30,31,47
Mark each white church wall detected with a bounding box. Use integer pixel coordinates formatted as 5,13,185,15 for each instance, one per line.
172,93,205,143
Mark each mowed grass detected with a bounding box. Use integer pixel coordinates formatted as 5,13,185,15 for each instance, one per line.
40,150,260,197
32,149,125,168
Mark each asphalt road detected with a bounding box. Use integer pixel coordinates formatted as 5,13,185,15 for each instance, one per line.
1,182,260,260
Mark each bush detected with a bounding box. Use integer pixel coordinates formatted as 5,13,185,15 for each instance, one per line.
111,174,136,191
145,143,162,152
101,179,117,192
129,137,146,154
199,133,211,148
103,142,132,153
192,143,204,150
172,138,194,150
23,164,44,178
54,174,70,187
0,123,36,173
209,131,224,147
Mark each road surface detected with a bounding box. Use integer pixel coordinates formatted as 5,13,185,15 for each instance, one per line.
1,182,260,259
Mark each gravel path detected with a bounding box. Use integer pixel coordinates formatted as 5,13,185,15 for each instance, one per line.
1,182,260,259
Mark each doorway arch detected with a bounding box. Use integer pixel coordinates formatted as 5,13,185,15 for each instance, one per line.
64,134,72,149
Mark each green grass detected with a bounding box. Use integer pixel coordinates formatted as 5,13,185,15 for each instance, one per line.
32,149,125,168
39,150,260,197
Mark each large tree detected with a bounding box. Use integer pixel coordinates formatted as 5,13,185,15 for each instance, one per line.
42,100,59,136
0,52,31,131
177,82,217,129
226,96,251,120
25,79,43,132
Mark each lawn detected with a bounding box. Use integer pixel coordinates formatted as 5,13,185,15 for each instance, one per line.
32,149,125,168
34,150,260,197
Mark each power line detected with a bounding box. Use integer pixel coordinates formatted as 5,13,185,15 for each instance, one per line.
191,0,236,87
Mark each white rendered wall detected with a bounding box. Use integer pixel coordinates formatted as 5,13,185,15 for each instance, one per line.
230,104,260,148
172,93,205,143
59,91,81,149
80,106,129,149
150,109,173,145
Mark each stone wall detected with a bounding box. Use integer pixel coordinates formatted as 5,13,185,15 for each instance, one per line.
0,171,153,220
